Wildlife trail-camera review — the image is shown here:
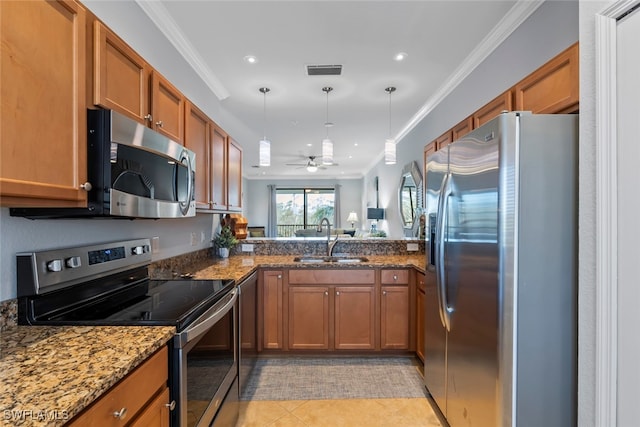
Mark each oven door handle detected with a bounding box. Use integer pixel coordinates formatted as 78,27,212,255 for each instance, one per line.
175,288,237,347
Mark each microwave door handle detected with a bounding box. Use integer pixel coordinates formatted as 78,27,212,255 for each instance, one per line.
178,149,193,216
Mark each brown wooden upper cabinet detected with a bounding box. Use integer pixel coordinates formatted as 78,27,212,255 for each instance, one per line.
227,138,243,212
1,0,89,207
452,116,474,140
93,21,185,144
185,101,211,210
515,42,579,114
473,90,513,128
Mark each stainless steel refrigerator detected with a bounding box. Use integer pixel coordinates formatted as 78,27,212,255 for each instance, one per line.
424,112,577,427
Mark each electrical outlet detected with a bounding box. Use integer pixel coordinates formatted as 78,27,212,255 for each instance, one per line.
151,237,160,254
407,243,419,251
241,244,254,252
190,232,197,246
200,231,206,243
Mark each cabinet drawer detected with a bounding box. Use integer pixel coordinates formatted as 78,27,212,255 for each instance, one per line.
381,269,409,285
289,269,374,285
68,346,168,426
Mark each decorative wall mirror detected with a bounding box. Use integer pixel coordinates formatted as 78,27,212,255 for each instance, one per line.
398,161,423,236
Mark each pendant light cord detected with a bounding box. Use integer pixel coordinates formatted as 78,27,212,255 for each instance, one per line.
259,87,270,140
385,86,396,139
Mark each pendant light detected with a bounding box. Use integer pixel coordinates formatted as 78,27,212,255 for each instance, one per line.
321,86,334,165
259,87,271,167
384,86,397,165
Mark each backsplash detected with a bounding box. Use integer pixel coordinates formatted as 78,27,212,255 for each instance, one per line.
237,238,425,256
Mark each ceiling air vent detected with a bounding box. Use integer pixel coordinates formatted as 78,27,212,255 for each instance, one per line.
306,64,342,76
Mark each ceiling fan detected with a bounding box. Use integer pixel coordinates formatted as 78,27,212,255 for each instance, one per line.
285,156,338,173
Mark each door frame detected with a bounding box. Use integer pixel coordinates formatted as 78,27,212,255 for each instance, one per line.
594,1,640,426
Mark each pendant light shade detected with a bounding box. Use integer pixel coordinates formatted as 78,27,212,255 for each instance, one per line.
259,87,271,167
321,87,334,165
384,87,396,165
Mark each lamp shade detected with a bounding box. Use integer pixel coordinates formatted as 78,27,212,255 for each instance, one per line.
367,208,385,220
259,139,270,167
384,139,396,165
346,211,358,226
322,138,333,165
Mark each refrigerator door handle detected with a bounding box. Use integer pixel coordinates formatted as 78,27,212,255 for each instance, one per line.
435,172,452,331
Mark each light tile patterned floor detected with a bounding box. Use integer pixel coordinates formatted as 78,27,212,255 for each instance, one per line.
235,398,443,427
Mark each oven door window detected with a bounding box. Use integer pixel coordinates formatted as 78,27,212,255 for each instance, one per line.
186,309,236,427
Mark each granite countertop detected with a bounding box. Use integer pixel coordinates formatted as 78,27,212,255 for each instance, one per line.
0,325,175,427
182,254,426,282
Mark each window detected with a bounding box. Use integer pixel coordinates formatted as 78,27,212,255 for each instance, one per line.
276,188,335,237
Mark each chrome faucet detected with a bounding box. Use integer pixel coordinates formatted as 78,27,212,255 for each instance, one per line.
317,217,339,256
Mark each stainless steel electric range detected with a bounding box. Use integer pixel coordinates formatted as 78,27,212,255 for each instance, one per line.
17,238,237,427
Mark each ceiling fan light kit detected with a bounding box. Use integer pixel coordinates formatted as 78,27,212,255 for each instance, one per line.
384,86,397,165
321,86,334,165
259,87,271,167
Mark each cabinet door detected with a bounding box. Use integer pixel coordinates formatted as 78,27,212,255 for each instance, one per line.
150,71,185,144
416,273,426,362
262,271,284,350
381,286,410,349
185,101,211,210
1,0,88,207
288,286,330,350
93,20,150,124
130,388,171,427
334,286,375,350
434,131,452,151
473,90,512,128
227,138,243,212
514,42,579,114
211,124,228,210
452,116,474,140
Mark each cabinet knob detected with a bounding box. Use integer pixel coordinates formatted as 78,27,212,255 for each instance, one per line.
383,290,387,296
80,182,92,191
393,275,398,280
336,291,340,296
277,274,282,279
144,113,152,122
112,407,127,420
155,120,164,127
165,400,176,411
324,291,328,296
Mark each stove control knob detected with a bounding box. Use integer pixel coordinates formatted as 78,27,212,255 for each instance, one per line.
65,256,81,268
132,246,145,255
46,259,63,272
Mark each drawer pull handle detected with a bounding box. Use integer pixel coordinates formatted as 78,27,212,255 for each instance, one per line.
112,407,127,420
393,275,398,280
166,400,176,411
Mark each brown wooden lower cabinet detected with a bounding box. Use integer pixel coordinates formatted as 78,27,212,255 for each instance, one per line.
380,285,409,350
68,346,170,426
261,270,284,350
267,268,414,353
416,273,426,362
288,286,330,350
334,286,376,350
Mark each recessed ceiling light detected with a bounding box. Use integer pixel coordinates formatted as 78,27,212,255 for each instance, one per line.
244,55,258,64
394,52,408,61
348,155,353,159
306,143,313,147
354,143,359,147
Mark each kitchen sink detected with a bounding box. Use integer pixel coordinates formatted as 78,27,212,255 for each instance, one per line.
293,256,369,263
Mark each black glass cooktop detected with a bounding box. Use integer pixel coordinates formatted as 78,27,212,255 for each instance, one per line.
35,278,235,331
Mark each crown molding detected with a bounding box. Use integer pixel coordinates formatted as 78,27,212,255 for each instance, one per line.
392,0,545,147
135,0,230,100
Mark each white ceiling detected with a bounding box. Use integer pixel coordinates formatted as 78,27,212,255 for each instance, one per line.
138,1,539,179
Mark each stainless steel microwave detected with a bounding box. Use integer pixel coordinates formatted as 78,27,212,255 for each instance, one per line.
10,109,196,219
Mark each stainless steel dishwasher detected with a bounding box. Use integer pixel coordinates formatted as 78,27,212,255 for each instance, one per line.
238,271,258,394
